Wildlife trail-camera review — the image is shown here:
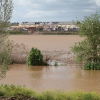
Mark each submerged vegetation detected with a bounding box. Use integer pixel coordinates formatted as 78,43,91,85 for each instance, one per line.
71,12,100,70
84,62,100,70
0,84,100,100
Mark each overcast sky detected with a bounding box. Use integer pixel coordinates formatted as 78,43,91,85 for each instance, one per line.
11,0,100,22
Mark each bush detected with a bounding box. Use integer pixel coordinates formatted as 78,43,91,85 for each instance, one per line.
54,62,58,66
26,47,47,66
84,62,100,70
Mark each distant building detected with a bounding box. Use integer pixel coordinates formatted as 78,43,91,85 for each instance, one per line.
10,21,79,33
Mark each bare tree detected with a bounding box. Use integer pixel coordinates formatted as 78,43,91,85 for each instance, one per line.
0,0,13,79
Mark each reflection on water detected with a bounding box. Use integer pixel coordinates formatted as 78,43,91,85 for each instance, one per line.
0,64,100,92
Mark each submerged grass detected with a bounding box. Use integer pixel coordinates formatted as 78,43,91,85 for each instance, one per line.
0,84,100,100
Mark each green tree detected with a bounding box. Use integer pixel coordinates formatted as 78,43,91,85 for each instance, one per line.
71,12,100,69
0,0,13,79
26,47,47,66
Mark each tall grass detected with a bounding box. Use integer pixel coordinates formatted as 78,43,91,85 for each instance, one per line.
0,84,100,100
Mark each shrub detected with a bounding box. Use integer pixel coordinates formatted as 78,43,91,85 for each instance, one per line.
54,62,58,66
84,62,100,70
83,93,92,100
0,90,5,96
26,47,47,66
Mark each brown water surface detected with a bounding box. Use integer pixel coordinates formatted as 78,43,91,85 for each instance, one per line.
0,64,100,93
9,35,84,51
1,35,99,93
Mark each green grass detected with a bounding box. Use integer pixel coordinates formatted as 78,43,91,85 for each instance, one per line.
0,84,36,97
0,84,100,100
9,30,27,35
42,31,77,35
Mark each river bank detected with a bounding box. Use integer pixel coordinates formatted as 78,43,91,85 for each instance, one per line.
0,84,100,100
9,35,84,64
11,43,75,65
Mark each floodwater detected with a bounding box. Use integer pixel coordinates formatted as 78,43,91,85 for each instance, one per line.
0,35,99,92
9,35,84,51
0,64,100,93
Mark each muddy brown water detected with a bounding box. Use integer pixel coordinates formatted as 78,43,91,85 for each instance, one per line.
0,64,100,93
0,35,100,93
9,35,84,51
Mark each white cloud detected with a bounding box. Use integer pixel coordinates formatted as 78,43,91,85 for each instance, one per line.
11,0,100,22
96,0,100,6
12,9,24,19
46,0,57,2
83,9,95,12
24,10,57,18
14,0,31,6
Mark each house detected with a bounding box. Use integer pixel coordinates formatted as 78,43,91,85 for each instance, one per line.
26,27,36,33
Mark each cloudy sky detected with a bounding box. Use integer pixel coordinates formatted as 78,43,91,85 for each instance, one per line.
11,0,100,22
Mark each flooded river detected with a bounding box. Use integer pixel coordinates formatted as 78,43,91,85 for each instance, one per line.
0,35,99,92
9,35,84,51
0,64,100,93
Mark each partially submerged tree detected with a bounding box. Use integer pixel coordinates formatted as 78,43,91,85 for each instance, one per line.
0,0,13,78
71,12,100,69
26,47,47,66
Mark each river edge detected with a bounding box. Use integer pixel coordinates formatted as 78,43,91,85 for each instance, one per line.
9,35,84,64
11,47,76,65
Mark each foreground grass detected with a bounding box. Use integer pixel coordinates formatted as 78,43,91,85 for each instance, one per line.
0,84,100,100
